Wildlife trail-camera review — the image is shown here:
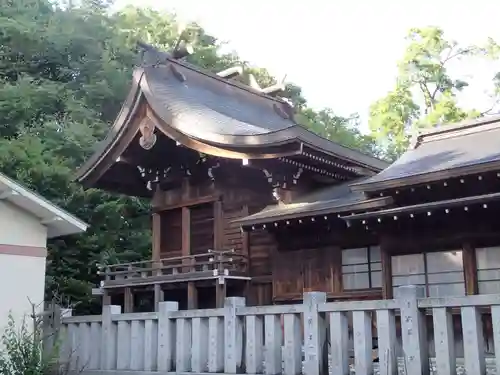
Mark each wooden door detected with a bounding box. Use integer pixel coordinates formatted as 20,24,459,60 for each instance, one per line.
303,248,334,294
272,250,304,300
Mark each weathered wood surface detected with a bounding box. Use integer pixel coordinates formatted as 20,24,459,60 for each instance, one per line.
45,286,500,375
99,250,248,289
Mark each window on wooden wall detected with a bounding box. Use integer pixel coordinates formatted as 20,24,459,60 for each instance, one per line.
476,246,500,294
341,246,382,290
391,250,465,298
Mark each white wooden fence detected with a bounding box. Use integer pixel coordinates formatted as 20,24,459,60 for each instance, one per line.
44,285,500,375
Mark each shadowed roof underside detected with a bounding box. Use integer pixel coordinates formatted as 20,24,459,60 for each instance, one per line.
76,53,388,186
351,115,500,192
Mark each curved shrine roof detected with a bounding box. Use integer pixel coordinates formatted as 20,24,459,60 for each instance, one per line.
76,45,388,189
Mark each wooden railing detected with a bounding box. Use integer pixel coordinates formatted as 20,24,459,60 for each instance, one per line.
44,285,500,375
98,250,248,287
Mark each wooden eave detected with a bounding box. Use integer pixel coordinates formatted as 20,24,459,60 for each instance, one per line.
351,115,500,193
233,196,393,228
341,191,500,222
350,159,500,194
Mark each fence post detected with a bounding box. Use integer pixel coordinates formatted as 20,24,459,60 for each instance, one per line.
100,305,121,370
157,301,179,372
42,303,63,361
397,285,428,375
224,296,246,373
303,292,327,375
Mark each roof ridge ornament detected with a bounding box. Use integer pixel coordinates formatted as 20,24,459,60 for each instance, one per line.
217,66,243,79
245,73,286,97
137,28,193,67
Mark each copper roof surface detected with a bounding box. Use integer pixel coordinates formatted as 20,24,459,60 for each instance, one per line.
76,45,389,187
140,63,388,169
351,115,500,192
233,181,392,226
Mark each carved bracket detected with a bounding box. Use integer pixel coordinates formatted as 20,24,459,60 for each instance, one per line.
137,164,192,191
262,166,304,190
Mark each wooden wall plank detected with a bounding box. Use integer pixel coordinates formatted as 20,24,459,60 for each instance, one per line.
214,201,223,250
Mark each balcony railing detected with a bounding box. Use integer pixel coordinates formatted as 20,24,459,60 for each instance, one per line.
97,250,248,288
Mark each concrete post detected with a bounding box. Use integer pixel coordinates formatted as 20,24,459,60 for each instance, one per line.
157,301,179,372
303,292,327,375
397,285,428,375
224,296,246,373
100,305,121,370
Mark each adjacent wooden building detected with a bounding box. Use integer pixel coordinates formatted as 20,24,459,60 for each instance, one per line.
77,43,500,313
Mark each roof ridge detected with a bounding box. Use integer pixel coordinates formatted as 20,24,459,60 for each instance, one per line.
138,42,294,109
413,113,500,148
168,58,291,106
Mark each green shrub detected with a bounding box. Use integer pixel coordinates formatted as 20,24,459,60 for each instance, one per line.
0,312,64,375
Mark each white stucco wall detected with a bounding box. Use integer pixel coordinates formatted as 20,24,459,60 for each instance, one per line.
0,200,48,331
0,200,47,247
0,254,47,331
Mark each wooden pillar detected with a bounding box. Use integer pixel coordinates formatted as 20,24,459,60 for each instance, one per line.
216,280,227,308
463,242,478,295
241,205,251,303
152,213,162,262
380,240,393,299
213,201,223,251
182,207,191,257
331,246,342,294
182,206,197,309
154,285,164,310
188,283,198,310
152,213,163,310
124,288,134,313
102,290,111,306
213,201,225,307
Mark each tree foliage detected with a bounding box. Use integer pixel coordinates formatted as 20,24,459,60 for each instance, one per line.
368,27,494,159
0,0,378,313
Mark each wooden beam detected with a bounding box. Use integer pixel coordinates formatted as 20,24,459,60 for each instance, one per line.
153,194,221,212
463,242,478,295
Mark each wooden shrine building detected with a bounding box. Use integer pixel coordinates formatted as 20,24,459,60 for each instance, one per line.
76,42,386,311
77,42,500,313
239,116,500,305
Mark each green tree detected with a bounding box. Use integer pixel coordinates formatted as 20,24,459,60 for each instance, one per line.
369,27,486,158
0,0,380,312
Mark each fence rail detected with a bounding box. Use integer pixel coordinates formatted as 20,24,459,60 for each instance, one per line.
44,285,500,375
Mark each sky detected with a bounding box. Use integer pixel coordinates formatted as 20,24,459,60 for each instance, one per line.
113,0,500,127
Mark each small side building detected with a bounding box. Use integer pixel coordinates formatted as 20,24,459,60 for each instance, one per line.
0,172,87,329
